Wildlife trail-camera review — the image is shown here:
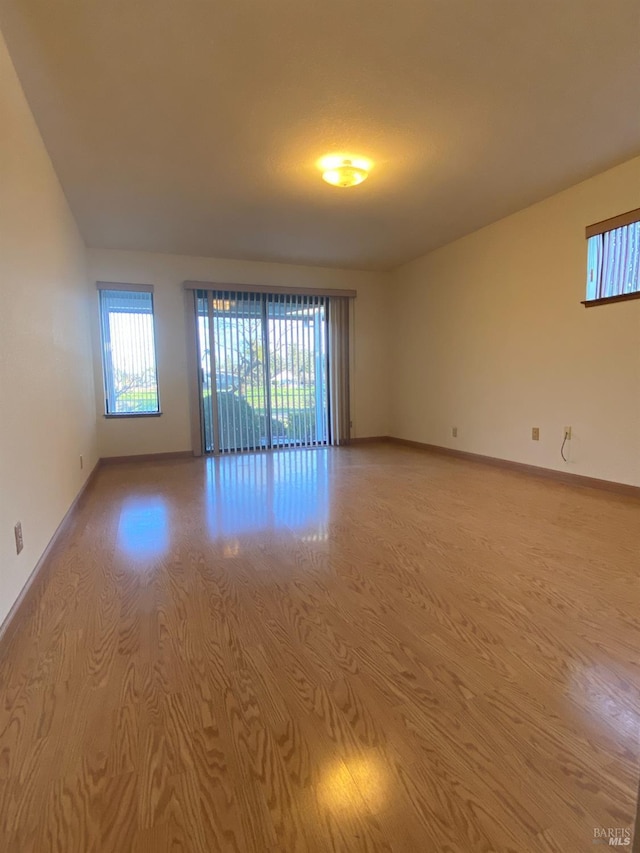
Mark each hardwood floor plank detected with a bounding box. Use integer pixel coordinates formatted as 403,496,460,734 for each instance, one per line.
0,445,638,850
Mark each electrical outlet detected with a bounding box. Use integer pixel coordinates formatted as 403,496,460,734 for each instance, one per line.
452,426,458,438
532,427,540,441
564,426,572,440
80,454,84,470
14,522,23,555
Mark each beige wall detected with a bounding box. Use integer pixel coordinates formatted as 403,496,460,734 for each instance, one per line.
0,30,97,626
391,156,640,486
88,249,391,458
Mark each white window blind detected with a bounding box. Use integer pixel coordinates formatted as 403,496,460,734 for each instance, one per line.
99,288,160,415
194,289,333,453
585,209,640,303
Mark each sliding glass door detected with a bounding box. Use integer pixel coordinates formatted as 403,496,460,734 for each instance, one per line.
196,290,328,453
266,294,328,449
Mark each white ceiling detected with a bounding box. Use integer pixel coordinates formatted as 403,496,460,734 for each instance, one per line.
1,0,639,270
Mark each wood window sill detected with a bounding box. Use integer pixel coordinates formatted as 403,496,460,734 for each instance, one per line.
104,412,163,419
582,291,640,307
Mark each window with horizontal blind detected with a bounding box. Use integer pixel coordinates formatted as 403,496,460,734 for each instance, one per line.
98,286,160,415
585,208,640,305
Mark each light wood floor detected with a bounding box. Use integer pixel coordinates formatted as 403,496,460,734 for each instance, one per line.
0,445,638,852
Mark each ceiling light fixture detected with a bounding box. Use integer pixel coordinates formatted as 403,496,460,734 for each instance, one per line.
320,156,370,188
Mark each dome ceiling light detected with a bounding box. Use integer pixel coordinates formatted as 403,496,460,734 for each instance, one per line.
319,155,371,188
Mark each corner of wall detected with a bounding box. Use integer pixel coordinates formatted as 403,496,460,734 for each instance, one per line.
0,23,97,627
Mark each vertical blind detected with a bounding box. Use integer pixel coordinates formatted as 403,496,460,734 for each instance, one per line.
196,290,329,453
99,288,160,414
267,292,330,450
587,222,640,301
197,291,270,452
585,207,640,302
193,289,350,454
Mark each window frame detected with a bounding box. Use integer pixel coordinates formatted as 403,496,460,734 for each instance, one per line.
97,282,162,418
582,207,640,307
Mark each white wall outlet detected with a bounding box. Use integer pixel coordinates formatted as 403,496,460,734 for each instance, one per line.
452,426,458,438
532,427,540,441
14,522,23,555
564,426,572,440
